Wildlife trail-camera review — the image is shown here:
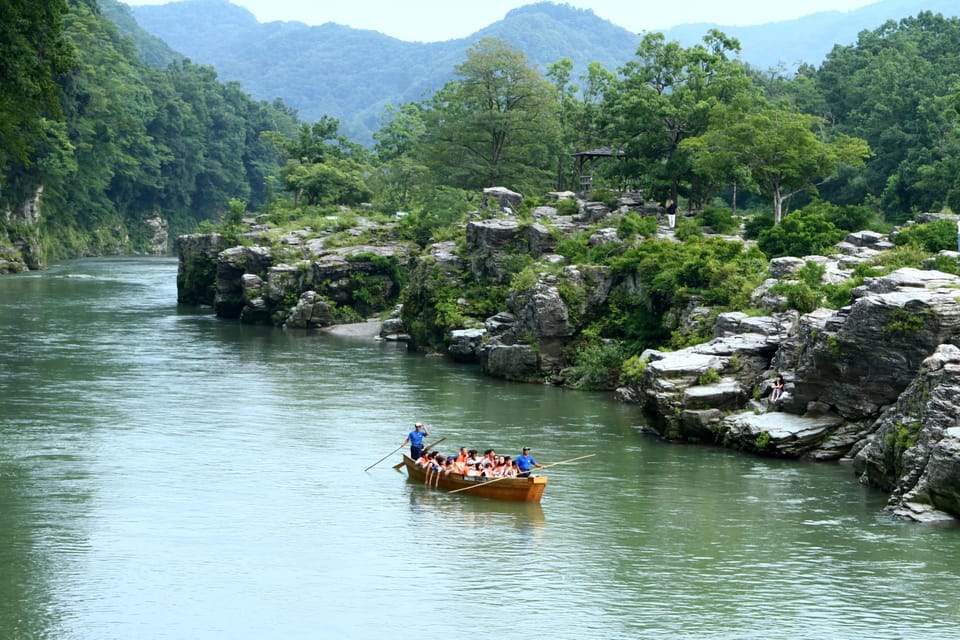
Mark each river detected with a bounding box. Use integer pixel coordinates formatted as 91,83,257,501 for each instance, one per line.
1,257,959,639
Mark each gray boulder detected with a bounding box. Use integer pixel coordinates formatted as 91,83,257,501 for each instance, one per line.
482,187,523,212
448,328,486,363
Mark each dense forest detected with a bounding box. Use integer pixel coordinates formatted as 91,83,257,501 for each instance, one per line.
0,0,298,270
2,0,960,278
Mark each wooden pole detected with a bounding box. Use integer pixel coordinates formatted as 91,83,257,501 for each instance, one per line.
447,453,595,494
364,443,407,472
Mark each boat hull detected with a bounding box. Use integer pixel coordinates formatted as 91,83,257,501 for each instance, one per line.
401,455,547,502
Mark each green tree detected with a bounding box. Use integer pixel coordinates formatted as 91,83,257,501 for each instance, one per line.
0,0,76,175
277,116,371,206
816,12,960,218
606,30,753,205
684,102,870,223
417,38,559,193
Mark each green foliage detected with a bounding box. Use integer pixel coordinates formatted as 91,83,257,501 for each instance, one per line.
885,421,920,453
769,280,822,314
816,12,960,218
698,207,739,235
589,188,619,208
754,431,772,450
616,212,658,240
0,0,75,171
600,237,768,352
619,354,648,385
416,38,558,193
826,335,842,357
820,261,885,309
396,187,474,247
874,243,934,271
564,338,627,390
801,198,882,233
2,0,299,261
556,198,580,215
757,208,845,258
892,219,958,253
743,210,775,240
674,218,704,241
697,367,721,385
884,307,932,338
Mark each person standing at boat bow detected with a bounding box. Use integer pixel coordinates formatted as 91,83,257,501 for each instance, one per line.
403,422,430,460
515,447,542,477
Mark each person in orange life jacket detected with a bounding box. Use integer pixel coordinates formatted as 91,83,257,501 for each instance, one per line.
403,422,430,460
515,447,542,477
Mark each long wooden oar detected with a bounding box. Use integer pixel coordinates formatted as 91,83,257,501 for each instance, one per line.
447,453,596,494
365,443,407,472
393,437,446,470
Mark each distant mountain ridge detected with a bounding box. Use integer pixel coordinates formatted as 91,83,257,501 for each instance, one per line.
123,0,959,143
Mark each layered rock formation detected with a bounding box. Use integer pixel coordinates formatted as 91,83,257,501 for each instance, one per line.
621,258,960,522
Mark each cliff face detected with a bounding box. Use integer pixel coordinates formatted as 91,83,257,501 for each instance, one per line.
1,186,45,273
176,227,416,329
624,263,960,522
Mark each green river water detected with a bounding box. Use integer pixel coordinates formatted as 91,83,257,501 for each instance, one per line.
1,257,959,639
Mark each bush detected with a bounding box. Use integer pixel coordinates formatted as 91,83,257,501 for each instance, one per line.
892,218,958,253
564,339,626,390
699,206,738,234
757,208,845,258
617,212,658,239
743,210,775,239
556,197,580,215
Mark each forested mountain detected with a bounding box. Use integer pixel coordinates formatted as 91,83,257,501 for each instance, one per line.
128,0,960,143
4,0,960,274
0,0,299,270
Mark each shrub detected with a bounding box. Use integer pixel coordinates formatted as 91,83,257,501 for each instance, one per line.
757,208,845,258
620,354,648,385
892,218,958,253
697,367,721,385
556,197,580,215
565,339,626,390
699,206,738,234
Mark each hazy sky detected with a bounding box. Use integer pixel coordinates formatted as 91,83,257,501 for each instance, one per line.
125,0,880,42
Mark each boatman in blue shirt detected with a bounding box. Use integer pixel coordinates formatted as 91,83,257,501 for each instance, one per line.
403,422,430,460
515,447,542,477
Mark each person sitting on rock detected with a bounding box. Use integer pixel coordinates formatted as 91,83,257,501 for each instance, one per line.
771,375,785,402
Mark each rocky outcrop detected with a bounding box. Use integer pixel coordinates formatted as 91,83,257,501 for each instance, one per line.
465,219,555,283
448,328,486,363
1,185,45,272
176,232,228,305
624,261,960,519
852,344,960,522
144,215,169,256
178,228,415,326
482,187,523,212
778,268,960,420
478,265,614,381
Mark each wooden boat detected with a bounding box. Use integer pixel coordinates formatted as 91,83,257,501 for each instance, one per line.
400,454,547,502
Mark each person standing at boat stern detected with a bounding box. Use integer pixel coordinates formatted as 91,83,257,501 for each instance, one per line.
403,422,430,460
515,447,542,477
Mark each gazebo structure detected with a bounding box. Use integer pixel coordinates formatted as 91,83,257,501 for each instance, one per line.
571,146,626,192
